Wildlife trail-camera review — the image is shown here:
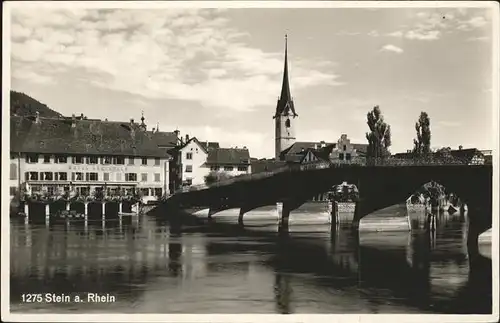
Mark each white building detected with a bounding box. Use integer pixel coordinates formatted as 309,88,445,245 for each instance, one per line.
10,113,173,204
171,135,252,188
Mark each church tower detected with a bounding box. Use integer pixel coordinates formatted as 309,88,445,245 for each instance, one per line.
274,34,298,159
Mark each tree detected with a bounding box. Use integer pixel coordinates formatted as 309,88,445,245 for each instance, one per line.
204,171,233,185
365,105,392,160
413,111,431,156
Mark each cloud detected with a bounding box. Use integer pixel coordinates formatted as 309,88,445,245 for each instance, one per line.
387,9,490,41
380,44,404,54
457,16,488,31
367,30,379,37
336,31,362,36
10,8,341,113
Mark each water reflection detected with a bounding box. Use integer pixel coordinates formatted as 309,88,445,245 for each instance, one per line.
10,205,491,314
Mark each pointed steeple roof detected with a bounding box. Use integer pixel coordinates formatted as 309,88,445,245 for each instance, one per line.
274,34,298,118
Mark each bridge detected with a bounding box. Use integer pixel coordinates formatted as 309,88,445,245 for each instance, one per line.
163,159,492,236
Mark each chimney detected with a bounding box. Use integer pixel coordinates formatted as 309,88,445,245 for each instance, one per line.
314,143,318,150
459,145,463,150
71,114,76,128
152,127,156,132
206,140,209,149
130,118,134,125
80,113,84,119
185,134,189,142
35,111,40,123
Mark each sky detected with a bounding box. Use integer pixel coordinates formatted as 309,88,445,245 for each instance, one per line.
8,3,496,158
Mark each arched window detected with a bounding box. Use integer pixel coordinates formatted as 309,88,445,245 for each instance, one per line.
285,119,291,128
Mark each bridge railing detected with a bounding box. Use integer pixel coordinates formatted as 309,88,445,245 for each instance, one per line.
172,156,481,194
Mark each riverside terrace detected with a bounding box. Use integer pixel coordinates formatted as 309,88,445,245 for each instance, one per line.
162,158,493,234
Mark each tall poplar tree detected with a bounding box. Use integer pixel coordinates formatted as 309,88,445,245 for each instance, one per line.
413,111,431,156
365,105,392,160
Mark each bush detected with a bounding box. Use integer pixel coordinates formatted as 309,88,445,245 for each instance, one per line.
204,171,233,185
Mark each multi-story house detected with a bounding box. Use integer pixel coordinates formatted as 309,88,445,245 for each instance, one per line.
277,134,368,165
205,147,252,176
166,134,252,189
10,113,172,204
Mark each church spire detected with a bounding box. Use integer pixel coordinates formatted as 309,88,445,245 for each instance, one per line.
280,34,291,102
274,34,297,118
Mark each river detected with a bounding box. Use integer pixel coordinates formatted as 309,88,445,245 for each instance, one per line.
9,203,492,314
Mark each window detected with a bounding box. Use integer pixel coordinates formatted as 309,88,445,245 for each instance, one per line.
87,156,98,164
56,172,68,181
73,156,84,164
184,178,193,186
10,163,17,180
43,155,51,163
72,172,84,181
28,172,39,180
339,153,344,160
116,173,122,181
154,173,161,182
103,173,110,181
210,166,220,171
140,188,150,196
47,186,55,195
141,173,148,182
26,154,39,163
154,188,163,197
128,157,135,165
55,155,67,163
285,119,291,128
125,173,137,182
41,172,53,181
224,166,234,171
237,166,248,172
155,157,161,166
10,154,16,160
185,165,193,173
186,152,193,160
115,157,125,165
346,153,351,161
141,158,148,165
103,156,112,164
10,187,17,196
86,172,98,181
343,145,347,151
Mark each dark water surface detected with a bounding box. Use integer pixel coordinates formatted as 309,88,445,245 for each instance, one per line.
10,204,492,314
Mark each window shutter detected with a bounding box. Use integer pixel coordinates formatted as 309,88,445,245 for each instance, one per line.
25,172,29,181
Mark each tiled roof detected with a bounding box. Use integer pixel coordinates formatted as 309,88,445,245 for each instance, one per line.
280,142,335,157
150,131,178,148
351,143,368,155
200,141,220,151
10,115,172,158
251,159,288,173
206,148,251,165
449,148,483,160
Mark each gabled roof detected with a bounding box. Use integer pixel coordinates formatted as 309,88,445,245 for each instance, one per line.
150,131,178,148
200,141,220,151
10,115,171,158
206,148,251,165
177,137,208,154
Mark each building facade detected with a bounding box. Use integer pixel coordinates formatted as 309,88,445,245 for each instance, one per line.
10,113,172,204
274,35,298,159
